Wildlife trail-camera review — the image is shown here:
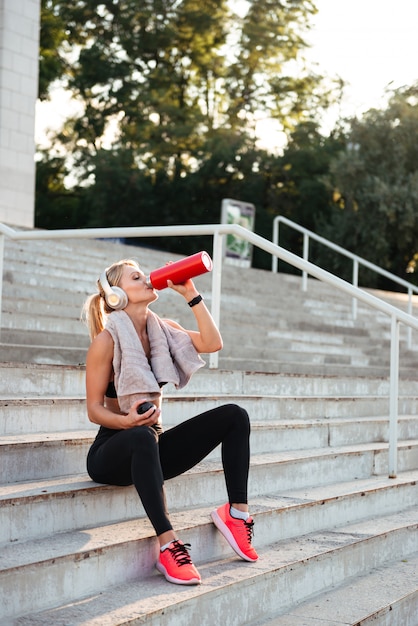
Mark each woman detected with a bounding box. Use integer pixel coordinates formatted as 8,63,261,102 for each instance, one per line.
82,258,258,586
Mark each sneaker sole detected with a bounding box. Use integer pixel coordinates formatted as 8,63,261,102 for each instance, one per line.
155,561,201,585
210,509,258,562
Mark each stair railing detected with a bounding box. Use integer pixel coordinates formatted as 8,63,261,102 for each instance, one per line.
272,215,418,349
1,221,418,479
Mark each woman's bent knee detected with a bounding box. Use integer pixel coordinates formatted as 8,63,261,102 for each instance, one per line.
128,425,159,450
223,403,250,432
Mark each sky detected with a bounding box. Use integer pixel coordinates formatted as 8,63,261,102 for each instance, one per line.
255,0,418,149
35,0,418,150
306,0,418,123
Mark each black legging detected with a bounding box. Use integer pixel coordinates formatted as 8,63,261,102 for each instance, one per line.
87,404,250,536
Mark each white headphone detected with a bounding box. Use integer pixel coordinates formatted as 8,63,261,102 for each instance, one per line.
98,270,128,310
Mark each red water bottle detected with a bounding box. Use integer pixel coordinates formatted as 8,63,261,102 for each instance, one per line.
146,251,213,290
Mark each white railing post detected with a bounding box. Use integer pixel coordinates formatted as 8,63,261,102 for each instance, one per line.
407,287,412,349
352,258,359,320
302,232,309,292
0,233,4,337
388,314,400,478
209,231,224,369
272,217,279,273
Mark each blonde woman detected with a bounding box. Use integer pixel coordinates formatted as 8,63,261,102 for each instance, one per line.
82,258,258,585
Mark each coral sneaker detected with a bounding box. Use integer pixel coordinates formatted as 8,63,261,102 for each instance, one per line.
156,540,201,585
211,503,258,562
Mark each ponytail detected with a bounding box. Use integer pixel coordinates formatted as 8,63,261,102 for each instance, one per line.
81,292,107,341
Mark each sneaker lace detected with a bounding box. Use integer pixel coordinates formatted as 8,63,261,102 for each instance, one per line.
168,541,193,567
243,518,254,545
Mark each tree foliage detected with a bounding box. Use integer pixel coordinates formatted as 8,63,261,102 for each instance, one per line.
38,0,327,179
38,0,69,99
321,84,418,287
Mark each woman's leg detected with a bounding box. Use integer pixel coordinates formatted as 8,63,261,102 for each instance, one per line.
158,403,250,504
87,426,173,537
159,403,258,562
87,426,202,585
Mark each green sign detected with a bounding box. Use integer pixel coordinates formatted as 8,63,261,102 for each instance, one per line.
221,198,255,267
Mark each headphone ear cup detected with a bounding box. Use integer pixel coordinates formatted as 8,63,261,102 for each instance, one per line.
99,271,129,310
104,286,128,310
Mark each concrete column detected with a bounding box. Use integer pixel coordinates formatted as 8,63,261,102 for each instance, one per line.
0,0,39,227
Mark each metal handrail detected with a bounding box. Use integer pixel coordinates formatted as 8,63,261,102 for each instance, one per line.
272,215,418,348
2,221,418,478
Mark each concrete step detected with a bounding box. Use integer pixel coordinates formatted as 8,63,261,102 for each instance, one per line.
223,344,371,366
2,337,416,372
1,362,417,399
166,393,418,424
257,554,418,625
0,341,88,365
1,309,86,334
1,328,89,348
2,506,417,624
0,337,373,367
0,362,86,397
2,388,418,433
1,295,82,318
2,421,418,482
1,392,418,445
217,355,416,378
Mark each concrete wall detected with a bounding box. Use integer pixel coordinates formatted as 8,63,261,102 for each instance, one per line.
0,0,39,227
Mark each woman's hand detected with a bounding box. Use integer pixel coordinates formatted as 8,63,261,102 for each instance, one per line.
119,400,161,429
164,277,223,354
167,277,198,302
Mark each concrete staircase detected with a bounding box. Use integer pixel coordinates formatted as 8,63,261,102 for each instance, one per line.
1,236,418,624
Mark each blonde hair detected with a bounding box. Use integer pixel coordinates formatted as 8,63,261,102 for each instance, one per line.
81,259,140,341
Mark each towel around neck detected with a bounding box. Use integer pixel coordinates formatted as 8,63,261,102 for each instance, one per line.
105,309,205,413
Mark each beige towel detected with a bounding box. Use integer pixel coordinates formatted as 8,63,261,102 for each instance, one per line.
105,309,205,413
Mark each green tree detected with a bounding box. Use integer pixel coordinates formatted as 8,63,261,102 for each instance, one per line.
37,1,327,180
323,84,418,287
35,152,83,228
39,0,69,99
246,121,345,272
